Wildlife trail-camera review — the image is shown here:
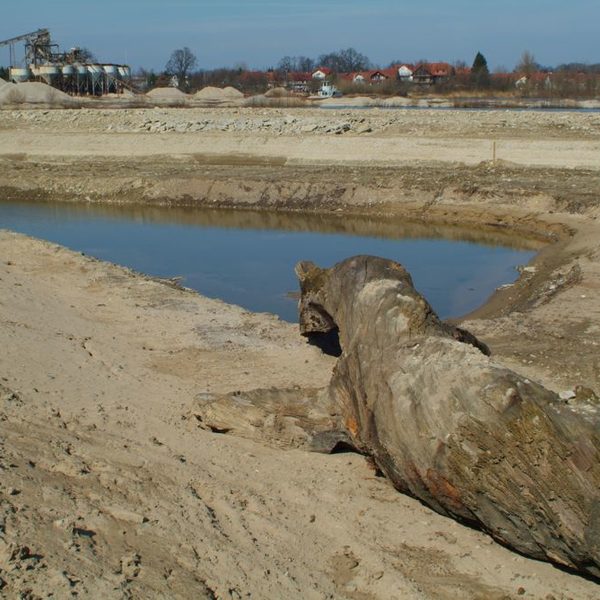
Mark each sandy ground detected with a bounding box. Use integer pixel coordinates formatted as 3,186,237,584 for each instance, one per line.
1,106,600,598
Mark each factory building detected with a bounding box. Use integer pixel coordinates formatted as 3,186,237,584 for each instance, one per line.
1,28,131,95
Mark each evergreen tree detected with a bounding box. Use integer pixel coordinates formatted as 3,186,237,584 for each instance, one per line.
471,51,490,88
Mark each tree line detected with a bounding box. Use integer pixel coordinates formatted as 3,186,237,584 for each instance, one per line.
132,46,600,98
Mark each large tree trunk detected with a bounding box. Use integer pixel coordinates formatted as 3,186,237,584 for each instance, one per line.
296,255,600,578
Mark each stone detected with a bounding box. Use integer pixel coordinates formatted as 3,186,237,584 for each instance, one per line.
296,255,600,578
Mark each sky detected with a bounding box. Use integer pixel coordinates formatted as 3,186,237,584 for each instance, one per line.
1,0,599,72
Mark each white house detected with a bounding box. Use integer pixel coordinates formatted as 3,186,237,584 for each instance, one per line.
397,65,414,81
312,67,332,80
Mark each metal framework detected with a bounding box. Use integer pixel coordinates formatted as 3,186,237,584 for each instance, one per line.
0,28,133,96
0,28,51,66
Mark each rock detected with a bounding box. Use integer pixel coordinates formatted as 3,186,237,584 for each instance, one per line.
120,552,141,579
296,255,600,578
574,385,600,405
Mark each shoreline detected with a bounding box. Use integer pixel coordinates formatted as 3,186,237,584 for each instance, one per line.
1,107,600,598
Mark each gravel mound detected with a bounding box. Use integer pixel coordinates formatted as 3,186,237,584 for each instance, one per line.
194,86,228,100
264,87,292,98
0,81,75,105
222,86,244,98
146,87,188,99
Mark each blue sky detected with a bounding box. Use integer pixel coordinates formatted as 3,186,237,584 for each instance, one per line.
2,1,598,71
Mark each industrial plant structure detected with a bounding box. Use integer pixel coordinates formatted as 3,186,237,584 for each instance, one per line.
0,28,131,95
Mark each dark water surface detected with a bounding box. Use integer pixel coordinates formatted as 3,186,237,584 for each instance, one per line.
0,201,539,322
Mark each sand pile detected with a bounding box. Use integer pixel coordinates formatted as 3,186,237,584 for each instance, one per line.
146,86,188,99
222,86,244,98
264,87,292,98
0,81,75,105
0,76,6,87
193,86,244,105
194,86,228,100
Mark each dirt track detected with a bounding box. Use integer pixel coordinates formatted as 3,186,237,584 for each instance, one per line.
1,106,600,598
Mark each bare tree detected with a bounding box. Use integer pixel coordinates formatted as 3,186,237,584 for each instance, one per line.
165,47,198,88
339,48,370,72
277,56,295,73
516,50,538,75
297,56,315,72
76,47,97,63
318,48,370,73
277,56,315,74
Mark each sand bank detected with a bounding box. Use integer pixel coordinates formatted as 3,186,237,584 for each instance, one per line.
1,106,600,598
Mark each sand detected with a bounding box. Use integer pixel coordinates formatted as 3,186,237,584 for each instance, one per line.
146,86,189,99
190,86,246,107
222,86,244,98
194,86,229,100
264,86,292,98
1,106,600,598
0,81,75,106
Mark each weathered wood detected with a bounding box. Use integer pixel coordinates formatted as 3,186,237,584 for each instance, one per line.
297,255,600,578
192,387,351,453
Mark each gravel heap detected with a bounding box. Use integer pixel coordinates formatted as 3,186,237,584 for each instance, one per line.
222,86,244,98
192,86,244,106
264,87,292,98
0,81,76,106
194,86,229,100
146,87,189,99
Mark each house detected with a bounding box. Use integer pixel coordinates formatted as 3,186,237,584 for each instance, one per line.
396,64,414,81
412,62,453,85
312,67,332,80
349,72,366,84
368,70,389,83
285,71,312,92
346,69,397,85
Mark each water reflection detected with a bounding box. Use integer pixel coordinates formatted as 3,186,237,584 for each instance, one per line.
0,200,539,322
13,201,544,250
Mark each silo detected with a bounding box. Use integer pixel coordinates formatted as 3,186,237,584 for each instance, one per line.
9,67,31,82
38,64,60,86
102,65,117,92
87,64,103,94
74,64,89,94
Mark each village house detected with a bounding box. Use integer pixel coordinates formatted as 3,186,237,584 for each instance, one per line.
285,71,312,92
311,67,332,80
397,64,414,81
344,68,399,85
412,62,453,85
